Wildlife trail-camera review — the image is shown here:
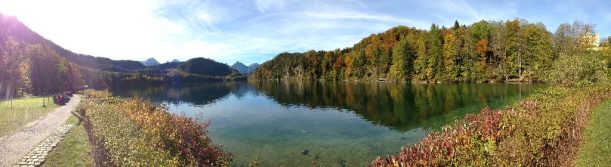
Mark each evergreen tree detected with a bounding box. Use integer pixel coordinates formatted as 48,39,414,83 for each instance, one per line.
453,20,461,30
427,24,443,81
413,34,428,81
389,39,414,80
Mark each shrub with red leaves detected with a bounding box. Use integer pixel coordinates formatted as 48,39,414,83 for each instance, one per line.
372,84,610,166
79,90,231,167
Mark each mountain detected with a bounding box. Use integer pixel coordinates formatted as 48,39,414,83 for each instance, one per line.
171,59,181,63
0,13,243,96
177,58,234,76
231,62,259,75
0,14,145,72
248,63,260,70
142,61,181,75
231,62,250,74
141,57,160,66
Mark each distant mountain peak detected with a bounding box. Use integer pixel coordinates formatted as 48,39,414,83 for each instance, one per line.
231,61,259,75
141,57,160,66
249,63,260,68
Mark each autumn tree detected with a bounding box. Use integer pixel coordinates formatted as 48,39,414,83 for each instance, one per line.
504,19,525,79
442,29,459,81
490,21,508,81
413,33,428,81
553,21,596,57
523,23,553,80
471,20,491,82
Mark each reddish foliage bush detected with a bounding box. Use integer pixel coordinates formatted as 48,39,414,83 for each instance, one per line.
372,84,610,166
79,90,231,166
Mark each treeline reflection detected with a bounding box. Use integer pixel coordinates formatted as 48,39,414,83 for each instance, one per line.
250,81,541,131
110,81,541,131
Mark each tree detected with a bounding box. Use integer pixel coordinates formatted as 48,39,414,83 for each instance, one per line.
553,21,596,57
27,44,68,95
427,24,443,81
389,38,414,80
453,20,461,30
505,19,525,79
442,30,459,81
458,26,476,81
471,20,491,82
1,37,26,99
413,33,428,81
378,47,391,78
490,21,508,81
523,23,553,80
352,49,366,78
600,36,611,47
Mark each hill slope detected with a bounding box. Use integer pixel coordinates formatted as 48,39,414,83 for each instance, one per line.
253,19,592,83
177,58,233,76
0,14,145,72
0,14,242,97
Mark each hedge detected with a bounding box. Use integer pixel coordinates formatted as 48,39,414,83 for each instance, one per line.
372,83,610,166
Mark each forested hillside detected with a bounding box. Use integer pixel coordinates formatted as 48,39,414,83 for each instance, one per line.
177,58,233,76
253,19,609,82
0,14,242,98
1,15,83,97
0,13,153,97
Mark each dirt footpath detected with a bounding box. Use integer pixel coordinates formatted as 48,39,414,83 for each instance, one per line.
0,95,81,167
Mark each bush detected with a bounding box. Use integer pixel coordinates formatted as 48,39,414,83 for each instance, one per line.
372,83,610,166
544,52,608,87
79,90,231,166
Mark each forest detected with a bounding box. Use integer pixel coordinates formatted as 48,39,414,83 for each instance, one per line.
253,19,610,83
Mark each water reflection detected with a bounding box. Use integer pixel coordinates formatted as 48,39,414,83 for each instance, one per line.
250,81,540,131
109,81,542,166
112,81,541,131
111,82,250,106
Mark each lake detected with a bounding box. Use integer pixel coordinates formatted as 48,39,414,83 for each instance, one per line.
110,81,543,166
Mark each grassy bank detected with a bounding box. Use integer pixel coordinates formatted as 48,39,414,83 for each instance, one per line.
43,116,92,167
0,96,57,137
576,100,611,166
373,83,611,166
78,90,230,166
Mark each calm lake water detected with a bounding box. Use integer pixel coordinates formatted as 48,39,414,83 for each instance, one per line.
110,81,543,166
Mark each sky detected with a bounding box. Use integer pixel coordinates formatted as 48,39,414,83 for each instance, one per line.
0,0,610,65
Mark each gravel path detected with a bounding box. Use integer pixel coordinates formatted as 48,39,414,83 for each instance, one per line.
0,95,81,167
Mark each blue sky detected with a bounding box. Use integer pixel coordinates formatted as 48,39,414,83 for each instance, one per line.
1,0,610,65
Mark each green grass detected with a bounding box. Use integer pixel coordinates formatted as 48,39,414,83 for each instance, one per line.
43,115,92,167
576,100,611,166
0,96,57,137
